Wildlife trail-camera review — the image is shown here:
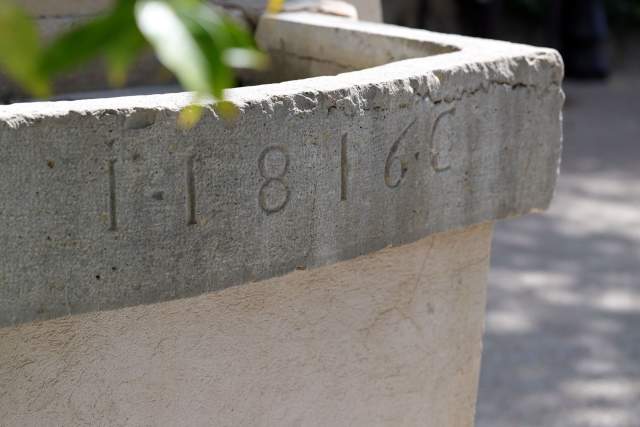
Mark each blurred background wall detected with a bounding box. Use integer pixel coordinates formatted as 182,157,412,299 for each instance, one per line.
382,0,640,79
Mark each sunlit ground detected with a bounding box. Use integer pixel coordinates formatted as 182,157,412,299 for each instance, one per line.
476,68,640,427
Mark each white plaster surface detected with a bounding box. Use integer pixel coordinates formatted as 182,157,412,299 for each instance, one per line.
0,223,492,427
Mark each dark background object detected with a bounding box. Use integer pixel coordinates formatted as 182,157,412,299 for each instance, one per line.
381,0,640,80
555,0,610,78
457,0,502,39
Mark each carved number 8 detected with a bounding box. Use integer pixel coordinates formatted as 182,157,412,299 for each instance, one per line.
258,146,290,214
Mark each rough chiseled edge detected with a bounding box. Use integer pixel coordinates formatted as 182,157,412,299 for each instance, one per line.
1,13,563,125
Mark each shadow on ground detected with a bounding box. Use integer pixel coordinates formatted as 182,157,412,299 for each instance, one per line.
476,73,640,427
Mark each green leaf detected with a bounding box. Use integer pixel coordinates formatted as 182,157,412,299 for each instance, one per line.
223,48,269,69
0,0,266,112
178,103,204,128
267,0,284,13
38,0,140,77
135,0,213,96
181,6,234,98
136,0,266,99
0,0,49,97
104,27,148,87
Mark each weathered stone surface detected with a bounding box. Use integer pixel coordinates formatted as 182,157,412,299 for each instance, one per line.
0,223,492,426
0,12,563,326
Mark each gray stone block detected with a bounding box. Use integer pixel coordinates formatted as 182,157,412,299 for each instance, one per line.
0,12,563,326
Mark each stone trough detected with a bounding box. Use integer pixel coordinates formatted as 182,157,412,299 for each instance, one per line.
0,8,563,426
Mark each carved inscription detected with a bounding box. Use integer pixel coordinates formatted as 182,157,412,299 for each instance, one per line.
384,118,417,188
104,103,456,228
341,134,348,201
107,155,198,229
430,107,456,172
108,159,118,231
186,155,197,225
383,104,456,189
258,146,290,214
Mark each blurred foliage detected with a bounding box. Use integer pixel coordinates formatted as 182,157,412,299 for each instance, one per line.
506,0,547,20
267,0,285,13
0,0,275,105
604,0,640,24
0,1,50,96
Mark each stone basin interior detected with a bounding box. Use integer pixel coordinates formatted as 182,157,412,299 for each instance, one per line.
12,14,460,103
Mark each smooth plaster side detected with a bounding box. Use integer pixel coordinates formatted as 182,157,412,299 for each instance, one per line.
0,223,492,427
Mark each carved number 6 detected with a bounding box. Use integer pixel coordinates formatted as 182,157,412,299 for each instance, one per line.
385,118,416,188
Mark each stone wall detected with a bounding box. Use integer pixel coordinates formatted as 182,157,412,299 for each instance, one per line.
0,12,563,326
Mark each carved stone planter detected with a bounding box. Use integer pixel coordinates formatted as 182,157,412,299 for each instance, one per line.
0,10,562,427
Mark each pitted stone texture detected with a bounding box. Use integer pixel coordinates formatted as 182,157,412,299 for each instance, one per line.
0,224,491,427
0,13,562,325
